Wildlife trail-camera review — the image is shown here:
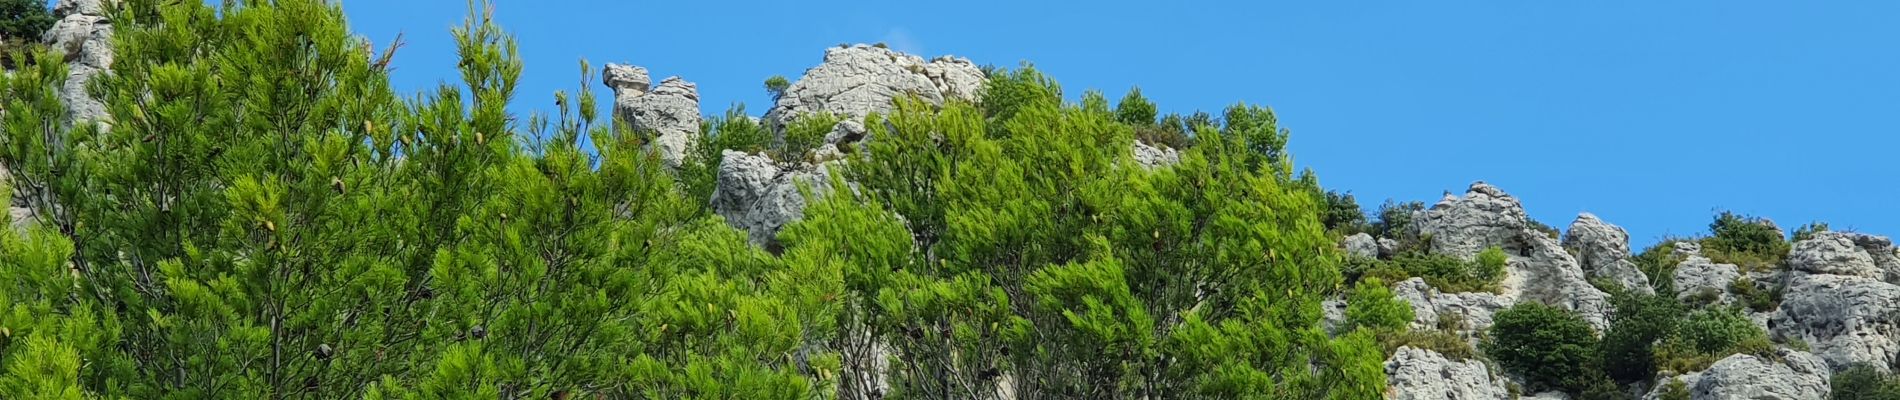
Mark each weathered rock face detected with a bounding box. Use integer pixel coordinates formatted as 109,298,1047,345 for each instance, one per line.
764,45,984,136
1131,140,1179,169
45,0,115,128
1412,182,1612,330
1673,256,1742,305
1385,346,1513,400
1788,232,1896,280
603,65,700,168
1563,213,1654,294
1773,232,1900,373
1644,349,1830,400
1343,233,1379,259
709,150,836,248
1395,278,1508,340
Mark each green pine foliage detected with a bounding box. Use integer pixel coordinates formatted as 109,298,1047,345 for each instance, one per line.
1832,364,1900,400
1485,302,1601,393
1700,211,1791,271
1,0,54,46
0,0,1394,398
1346,278,1413,334
1599,291,1687,383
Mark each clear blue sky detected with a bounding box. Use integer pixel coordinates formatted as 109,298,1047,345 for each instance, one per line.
338,0,1899,247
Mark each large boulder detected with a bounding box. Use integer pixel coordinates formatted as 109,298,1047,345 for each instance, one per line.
709,151,837,248
1342,233,1379,259
44,0,115,128
1131,140,1179,169
1394,278,1509,340
603,65,700,168
1673,256,1742,305
764,45,984,136
1772,232,1900,372
1774,273,1900,372
1412,182,1612,330
1645,349,1830,400
1384,346,1513,400
1563,213,1653,294
1787,231,1896,280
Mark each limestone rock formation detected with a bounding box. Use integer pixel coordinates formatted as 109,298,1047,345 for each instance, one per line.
603,64,699,168
1132,140,1180,169
1384,346,1513,400
1644,349,1830,400
1395,278,1509,339
1412,182,1613,330
45,0,115,128
709,150,837,248
1787,231,1896,280
1773,232,1900,372
1563,213,1654,294
1673,256,1742,305
1342,232,1379,259
764,44,984,137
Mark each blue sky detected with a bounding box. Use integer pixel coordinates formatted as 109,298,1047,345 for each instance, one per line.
338,0,1899,247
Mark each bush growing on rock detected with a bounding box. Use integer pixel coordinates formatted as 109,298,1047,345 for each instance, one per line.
1793,221,1832,243
0,0,54,46
776,112,838,161
1486,302,1602,393
1654,307,1768,374
1374,199,1427,244
1322,190,1370,234
1831,364,1900,400
1701,211,1791,271
1346,278,1413,333
1600,290,1687,383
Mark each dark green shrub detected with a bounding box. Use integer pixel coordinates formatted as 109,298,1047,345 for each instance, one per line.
1114,87,1157,125
1633,240,1689,295
1600,291,1686,383
1654,307,1767,374
1345,278,1413,334
1730,277,1783,313
1831,364,1900,400
1701,211,1790,271
1793,221,1831,243
777,113,838,161
1321,190,1369,235
1,0,54,44
1485,302,1601,393
1577,377,1633,400
1374,200,1426,241
1387,248,1507,293
1529,219,1562,240
1657,379,1691,400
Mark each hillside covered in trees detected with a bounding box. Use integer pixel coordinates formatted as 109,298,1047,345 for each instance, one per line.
3,1,1898,400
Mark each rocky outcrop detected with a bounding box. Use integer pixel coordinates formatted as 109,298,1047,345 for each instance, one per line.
1787,232,1898,280
1384,346,1512,400
44,0,115,128
1343,233,1379,259
1395,278,1509,339
1563,213,1654,294
1673,256,1742,305
1773,232,1900,373
709,151,837,248
1412,182,1612,330
603,64,699,168
764,45,984,138
1132,141,1179,169
1644,349,1830,400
